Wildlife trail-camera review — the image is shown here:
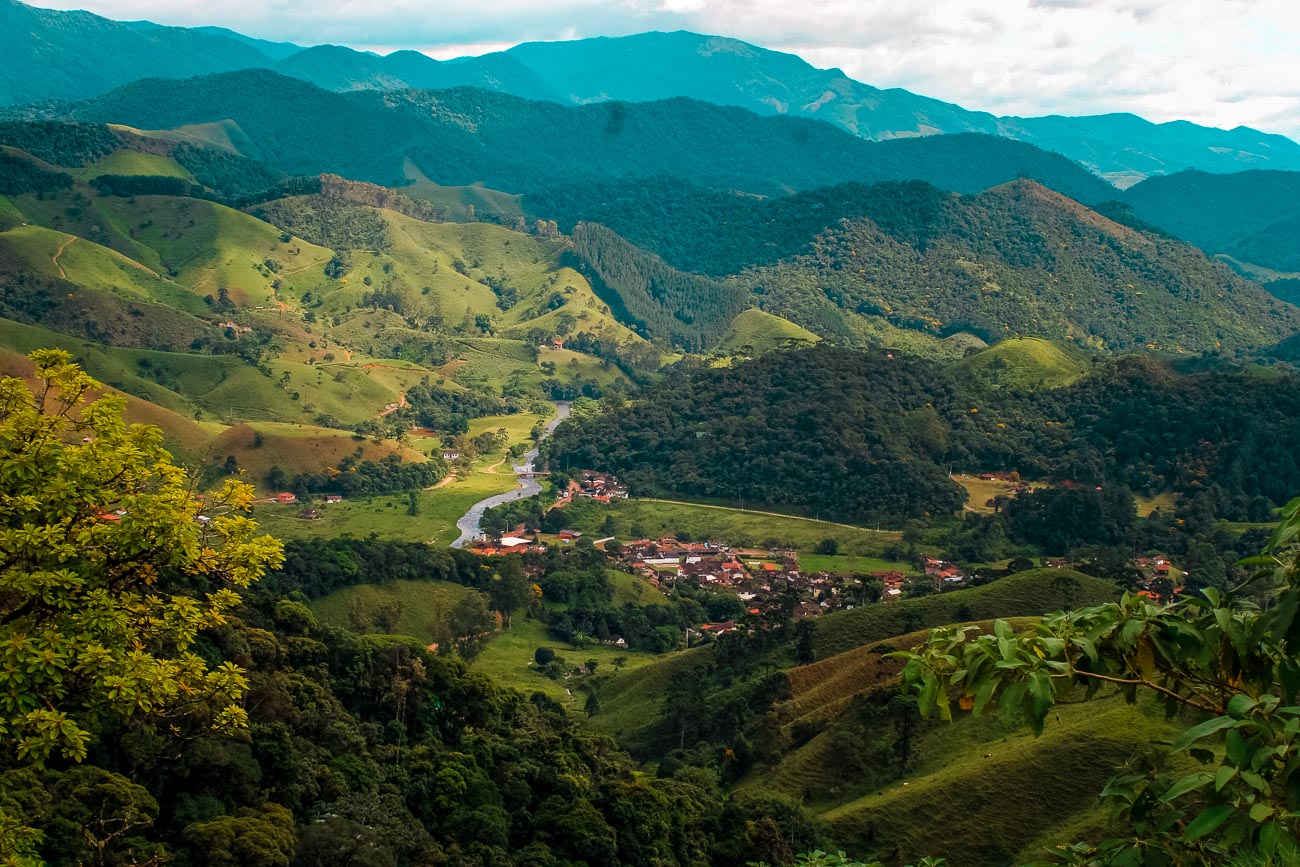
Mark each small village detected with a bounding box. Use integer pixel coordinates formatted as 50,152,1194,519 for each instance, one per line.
458,469,1194,634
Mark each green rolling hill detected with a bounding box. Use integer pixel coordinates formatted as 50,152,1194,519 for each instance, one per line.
953,337,1091,390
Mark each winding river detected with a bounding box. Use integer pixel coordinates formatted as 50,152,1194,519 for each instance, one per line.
450,401,570,548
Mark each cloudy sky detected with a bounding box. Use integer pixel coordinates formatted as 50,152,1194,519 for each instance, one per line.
35,0,1300,138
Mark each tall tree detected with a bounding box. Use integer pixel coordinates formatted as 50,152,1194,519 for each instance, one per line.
0,351,282,849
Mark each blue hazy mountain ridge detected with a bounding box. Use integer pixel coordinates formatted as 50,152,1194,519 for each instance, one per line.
3,0,1299,181
0,0,283,105
46,69,1116,203
1121,168,1300,274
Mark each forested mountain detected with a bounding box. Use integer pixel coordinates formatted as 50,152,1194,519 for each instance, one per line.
568,223,748,351
543,179,1300,353
0,0,294,105
503,31,1300,180
6,3,1299,182
1123,168,1300,274
272,44,559,100
24,71,1114,201
546,345,1300,525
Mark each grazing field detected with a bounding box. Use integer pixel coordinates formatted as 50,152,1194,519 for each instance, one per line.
257,407,550,544
951,473,1048,515
581,645,711,750
562,497,900,556
1135,491,1177,517
72,149,192,180
471,618,669,710
308,579,478,643
823,693,1179,865
955,336,1091,389
718,308,820,354
607,569,671,606
210,422,428,484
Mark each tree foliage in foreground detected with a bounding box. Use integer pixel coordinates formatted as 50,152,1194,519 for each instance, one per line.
0,351,283,855
897,498,1300,865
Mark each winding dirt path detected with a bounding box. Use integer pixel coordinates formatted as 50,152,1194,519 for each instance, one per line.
52,236,76,278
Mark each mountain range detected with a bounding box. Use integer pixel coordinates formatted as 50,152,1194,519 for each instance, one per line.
17,69,1114,203
4,0,1300,183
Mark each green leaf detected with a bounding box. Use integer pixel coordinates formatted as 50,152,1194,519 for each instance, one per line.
1173,716,1235,752
1227,693,1258,720
1215,765,1237,791
1165,771,1214,801
1250,803,1273,823
1183,805,1232,842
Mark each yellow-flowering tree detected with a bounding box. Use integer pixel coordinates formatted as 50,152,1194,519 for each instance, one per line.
0,349,283,765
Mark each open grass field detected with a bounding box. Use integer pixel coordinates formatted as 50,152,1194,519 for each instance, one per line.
811,568,1118,660
211,422,428,482
954,336,1091,389
1135,491,1177,517
951,473,1050,515
718,308,820,354
258,407,550,543
471,617,670,710
399,159,525,221
101,196,335,304
308,579,477,643
607,569,671,606
0,225,210,315
71,149,192,181
562,497,900,557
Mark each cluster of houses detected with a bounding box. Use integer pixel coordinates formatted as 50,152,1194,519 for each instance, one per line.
920,557,966,586
610,537,868,628
467,536,549,556
558,470,630,504
257,491,348,520
1133,555,1185,601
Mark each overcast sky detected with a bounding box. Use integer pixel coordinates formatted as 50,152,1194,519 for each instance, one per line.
34,0,1300,138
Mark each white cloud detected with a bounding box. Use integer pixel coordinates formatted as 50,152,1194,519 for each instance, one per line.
31,0,1300,137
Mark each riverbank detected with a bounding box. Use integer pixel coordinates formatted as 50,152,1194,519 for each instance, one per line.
450,401,569,548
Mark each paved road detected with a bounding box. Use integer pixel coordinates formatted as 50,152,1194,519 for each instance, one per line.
450,401,570,548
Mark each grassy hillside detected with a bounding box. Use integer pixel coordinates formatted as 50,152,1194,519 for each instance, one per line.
308,579,477,644
71,148,191,180
811,568,1117,660
208,421,427,479
955,337,1091,389
823,693,1179,865
718,308,820,354
589,570,1117,753
559,497,899,557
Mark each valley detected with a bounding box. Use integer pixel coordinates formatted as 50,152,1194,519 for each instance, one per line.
4,5,1300,866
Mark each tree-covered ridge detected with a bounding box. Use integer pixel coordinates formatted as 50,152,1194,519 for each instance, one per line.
533,178,1300,354
568,222,749,350
1122,168,1300,269
545,345,1300,524
750,181,1300,352
28,70,1114,201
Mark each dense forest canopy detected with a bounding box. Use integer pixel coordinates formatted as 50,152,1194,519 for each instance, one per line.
546,346,1300,524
